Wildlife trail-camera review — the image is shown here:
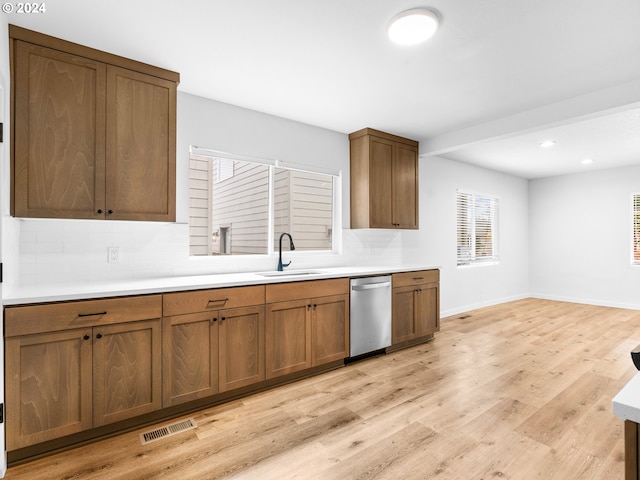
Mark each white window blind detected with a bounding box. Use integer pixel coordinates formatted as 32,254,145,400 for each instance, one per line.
457,191,499,266
633,194,640,265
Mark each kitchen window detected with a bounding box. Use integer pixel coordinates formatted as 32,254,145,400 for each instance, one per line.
189,148,339,256
633,193,640,265
456,190,499,266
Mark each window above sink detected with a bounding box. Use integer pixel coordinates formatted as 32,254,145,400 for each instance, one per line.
188,147,341,257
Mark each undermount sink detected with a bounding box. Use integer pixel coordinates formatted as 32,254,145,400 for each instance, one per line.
256,270,323,277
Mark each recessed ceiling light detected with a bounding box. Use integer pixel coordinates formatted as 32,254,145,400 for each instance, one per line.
581,158,594,165
388,8,440,46
539,140,557,148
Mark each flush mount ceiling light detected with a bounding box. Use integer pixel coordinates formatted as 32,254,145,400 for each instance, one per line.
581,158,594,165
388,8,440,46
539,140,557,148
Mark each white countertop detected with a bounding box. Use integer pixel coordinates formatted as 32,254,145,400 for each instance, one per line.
2,265,439,305
612,372,640,423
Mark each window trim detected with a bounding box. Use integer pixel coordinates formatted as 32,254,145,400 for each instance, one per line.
456,190,500,267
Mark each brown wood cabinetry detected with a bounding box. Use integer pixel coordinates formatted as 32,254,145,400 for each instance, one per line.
10,25,177,221
3,270,437,458
349,128,419,229
265,279,349,379
391,270,439,347
162,286,265,406
4,295,162,450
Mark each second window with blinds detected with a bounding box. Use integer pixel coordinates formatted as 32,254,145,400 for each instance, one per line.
456,191,500,267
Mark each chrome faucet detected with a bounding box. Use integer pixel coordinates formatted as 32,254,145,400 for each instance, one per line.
277,232,295,271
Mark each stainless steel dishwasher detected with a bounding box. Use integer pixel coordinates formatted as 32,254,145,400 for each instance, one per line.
350,275,392,357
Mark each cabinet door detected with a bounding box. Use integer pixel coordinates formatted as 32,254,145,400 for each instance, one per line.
106,66,176,221
368,137,394,228
265,299,311,379
219,306,265,392
13,40,106,219
93,319,162,426
392,285,418,344
392,143,418,229
417,284,439,336
311,294,349,366
5,329,93,450
163,312,219,407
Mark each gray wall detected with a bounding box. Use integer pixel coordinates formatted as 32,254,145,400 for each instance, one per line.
529,164,640,309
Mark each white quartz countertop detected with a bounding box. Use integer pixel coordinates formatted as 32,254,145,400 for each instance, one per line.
613,372,640,423
3,265,439,305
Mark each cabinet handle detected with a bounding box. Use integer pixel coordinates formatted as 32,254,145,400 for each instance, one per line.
313,304,317,308
207,298,229,307
307,304,312,309
97,209,103,214
78,311,107,318
212,317,217,323
96,333,103,339
413,277,424,281
83,335,90,340
107,209,114,215
220,316,226,322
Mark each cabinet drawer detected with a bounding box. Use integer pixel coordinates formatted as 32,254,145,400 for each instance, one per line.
163,285,265,316
392,269,439,288
5,295,162,337
266,278,349,303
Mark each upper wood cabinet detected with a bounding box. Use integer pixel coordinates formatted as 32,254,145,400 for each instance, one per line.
9,25,178,221
349,128,419,229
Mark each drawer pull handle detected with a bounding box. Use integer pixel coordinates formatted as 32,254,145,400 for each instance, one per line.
206,298,229,307
96,333,103,339
83,335,90,340
413,277,424,281
77,311,107,318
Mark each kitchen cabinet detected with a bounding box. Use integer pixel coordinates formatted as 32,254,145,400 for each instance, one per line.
10,25,177,221
4,295,162,450
625,420,640,480
391,270,439,347
265,279,349,379
162,285,265,406
349,128,419,229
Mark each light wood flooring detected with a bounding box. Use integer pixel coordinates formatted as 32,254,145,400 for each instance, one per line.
5,298,640,480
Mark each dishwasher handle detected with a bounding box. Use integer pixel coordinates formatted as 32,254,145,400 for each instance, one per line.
351,282,391,291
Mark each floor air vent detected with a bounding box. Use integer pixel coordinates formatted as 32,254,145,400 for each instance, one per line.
139,418,197,445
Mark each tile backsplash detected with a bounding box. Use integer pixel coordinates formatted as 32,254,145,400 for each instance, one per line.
11,218,407,287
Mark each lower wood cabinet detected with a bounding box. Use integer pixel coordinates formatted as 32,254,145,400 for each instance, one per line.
162,285,266,407
5,328,93,450
4,295,163,450
92,319,162,427
162,304,265,406
265,279,349,379
392,270,440,346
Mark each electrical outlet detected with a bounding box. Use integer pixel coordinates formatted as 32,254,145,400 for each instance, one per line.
108,247,120,264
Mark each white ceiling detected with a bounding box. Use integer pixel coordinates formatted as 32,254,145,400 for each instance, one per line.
8,0,640,179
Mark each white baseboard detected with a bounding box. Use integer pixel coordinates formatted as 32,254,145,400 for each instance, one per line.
529,293,640,311
440,293,530,319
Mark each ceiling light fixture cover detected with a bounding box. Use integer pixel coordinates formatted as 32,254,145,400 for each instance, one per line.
539,140,557,148
388,8,440,45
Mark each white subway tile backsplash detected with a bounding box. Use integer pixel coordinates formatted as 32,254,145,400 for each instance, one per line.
12,219,411,288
